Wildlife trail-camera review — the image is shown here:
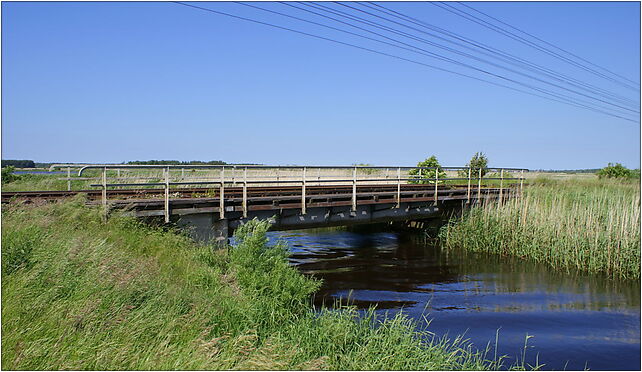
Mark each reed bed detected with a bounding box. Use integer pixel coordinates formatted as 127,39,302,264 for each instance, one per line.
441,178,640,280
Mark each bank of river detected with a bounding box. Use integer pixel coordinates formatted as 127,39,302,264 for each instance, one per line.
272,228,641,370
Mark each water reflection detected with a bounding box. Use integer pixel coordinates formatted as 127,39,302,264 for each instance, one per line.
272,228,641,371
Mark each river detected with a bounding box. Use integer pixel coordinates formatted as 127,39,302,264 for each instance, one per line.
270,228,641,370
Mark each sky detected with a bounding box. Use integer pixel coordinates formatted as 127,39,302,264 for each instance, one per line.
2,1,640,169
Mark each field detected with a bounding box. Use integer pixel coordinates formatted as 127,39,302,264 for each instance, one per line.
1,198,513,370
441,176,641,280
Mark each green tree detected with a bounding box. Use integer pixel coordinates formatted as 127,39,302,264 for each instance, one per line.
460,152,489,178
408,156,446,184
597,163,632,179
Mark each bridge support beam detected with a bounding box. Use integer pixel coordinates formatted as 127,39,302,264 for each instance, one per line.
169,199,474,244
227,202,442,233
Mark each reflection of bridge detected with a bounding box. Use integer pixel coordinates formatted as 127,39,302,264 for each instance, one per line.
7,164,528,242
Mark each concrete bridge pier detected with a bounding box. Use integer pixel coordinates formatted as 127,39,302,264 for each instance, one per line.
175,214,229,244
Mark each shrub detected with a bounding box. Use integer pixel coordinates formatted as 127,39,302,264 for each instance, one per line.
597,163,633,179
459,152,489,178
1,166,21,184
408,156,446,184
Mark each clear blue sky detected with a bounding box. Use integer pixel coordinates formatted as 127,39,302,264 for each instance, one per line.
2,1,640,169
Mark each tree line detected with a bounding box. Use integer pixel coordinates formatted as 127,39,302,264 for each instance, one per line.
125,160,227,165
1,159,230,168
1,160,36,168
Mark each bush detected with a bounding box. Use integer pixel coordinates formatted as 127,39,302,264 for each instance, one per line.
1,166,21,184
408,156,446,184
597,163,632,179
459,152,489,178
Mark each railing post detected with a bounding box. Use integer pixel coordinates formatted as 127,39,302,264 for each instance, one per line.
499,168,504,203
181,167,185,179
302,167,307,215
317,168,321,186
418,168,422,183
220,167,225,219
520,169,524,197
102,167,107,222
164,167,170,223
434,167,438,203
67,167,71,191
477,168,482,203
243,167,248,218
351,166,357,211
396,167,401,208
466,167,471,204
232,165,236,186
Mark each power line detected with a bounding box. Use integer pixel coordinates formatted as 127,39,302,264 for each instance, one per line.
457,1,641,88
361,1,640,109
180,1,638,122
173,2,638,123
433,2,640,92
435,1,640,92
305,1,638,114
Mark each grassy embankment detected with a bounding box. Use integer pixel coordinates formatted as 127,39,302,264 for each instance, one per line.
441,177,640,280
2,197,512,370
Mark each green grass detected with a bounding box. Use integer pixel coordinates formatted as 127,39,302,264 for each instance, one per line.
440,177,641,280
2,198,509,370
2,173,78,191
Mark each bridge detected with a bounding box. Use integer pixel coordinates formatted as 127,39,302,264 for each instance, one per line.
3,164,528,242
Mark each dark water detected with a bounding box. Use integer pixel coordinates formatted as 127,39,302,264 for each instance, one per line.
271,229,641,371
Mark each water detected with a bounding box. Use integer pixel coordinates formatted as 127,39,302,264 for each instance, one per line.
13,171,65,174
272,228,641,370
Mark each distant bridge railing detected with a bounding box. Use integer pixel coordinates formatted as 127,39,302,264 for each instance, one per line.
48,164,528,222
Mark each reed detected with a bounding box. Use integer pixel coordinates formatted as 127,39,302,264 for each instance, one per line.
441,177,640,280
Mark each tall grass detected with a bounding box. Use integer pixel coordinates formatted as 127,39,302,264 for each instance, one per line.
441,178,640,280
2,198,505,370
2,173,79,191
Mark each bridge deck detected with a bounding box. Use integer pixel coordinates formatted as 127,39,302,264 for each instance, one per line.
2,184,512,213
99,185,507,217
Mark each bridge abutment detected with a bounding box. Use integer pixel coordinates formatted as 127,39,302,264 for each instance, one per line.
175,214,229,244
